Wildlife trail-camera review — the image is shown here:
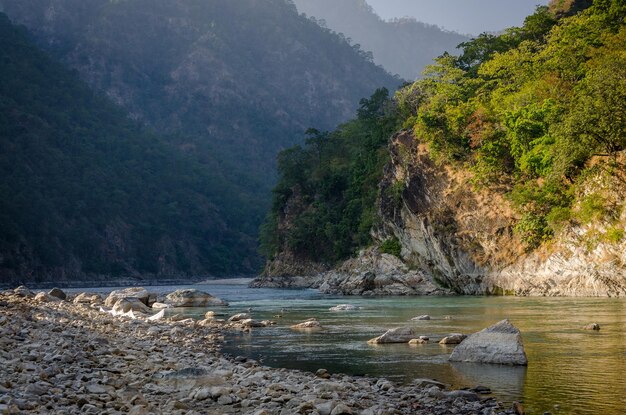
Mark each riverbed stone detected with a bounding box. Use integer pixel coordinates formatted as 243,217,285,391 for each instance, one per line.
228,313,251,322
449,319,528,365
164,289,228,307
48,288,67,300
368,327,416,344
73,292,102,304
112,298,150,314
105,287,150,307
412,315,431,321
329,304,359,311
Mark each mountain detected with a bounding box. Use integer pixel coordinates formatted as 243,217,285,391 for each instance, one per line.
0,12,262,285
0,0,398,189
0,0,399,285
292,0,468,80
256,0,626,296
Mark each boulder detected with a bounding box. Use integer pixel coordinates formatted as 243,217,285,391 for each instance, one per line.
152,302,171,310
439,333,467,345
164,289,228,307
73,293,103,304
291,319,322,330
112,298,150,315
13,286,33,297
367,327,416,344
104,287,150,307
329,304,359,311
583,323,600,331
227,313,251,322
408,338,428,345
34,292,60,303
204,310,217,319
48,288,67,300
449,319,528,365
411,315,431,321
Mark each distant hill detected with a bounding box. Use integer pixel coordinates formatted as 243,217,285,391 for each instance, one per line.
0,0,399,284
292,0,468,80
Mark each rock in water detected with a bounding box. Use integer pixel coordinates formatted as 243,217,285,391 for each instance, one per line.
227,313,251,322
164,289,228,307
367,327,416,344
583,323,600,331
412,315,431,321
290,319,322,330
439,333,467,345
105,287,150,307
449,319,528,365
48,287,67,300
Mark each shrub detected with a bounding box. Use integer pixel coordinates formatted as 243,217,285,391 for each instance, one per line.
380,237,402,258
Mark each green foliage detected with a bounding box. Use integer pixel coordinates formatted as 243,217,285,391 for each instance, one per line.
380,237,402,258
576,194,608,224
603,227,624,244
398,2,626,250
260,88,400,263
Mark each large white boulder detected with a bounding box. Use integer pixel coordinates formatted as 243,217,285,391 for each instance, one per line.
367,327,416,344
449,319,528,365
164,289,228,307
104,287,150,307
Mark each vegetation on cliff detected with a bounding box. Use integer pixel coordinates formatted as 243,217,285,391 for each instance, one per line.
262,0,626,266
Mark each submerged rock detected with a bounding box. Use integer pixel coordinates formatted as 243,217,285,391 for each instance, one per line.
329,304,360,311
412,315,431,321
164,289,228,307
449,319,528,365
368,327,416,344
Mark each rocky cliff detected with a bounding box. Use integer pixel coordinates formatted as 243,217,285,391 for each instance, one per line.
254,132,626,297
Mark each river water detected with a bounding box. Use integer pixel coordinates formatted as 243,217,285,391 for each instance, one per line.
74,281,626,415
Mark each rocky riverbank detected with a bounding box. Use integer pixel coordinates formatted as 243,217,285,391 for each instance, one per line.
0,286,528,415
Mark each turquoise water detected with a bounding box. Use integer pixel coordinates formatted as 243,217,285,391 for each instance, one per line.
73,282,626,415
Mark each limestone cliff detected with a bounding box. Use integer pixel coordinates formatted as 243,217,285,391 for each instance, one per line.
373,132,626,296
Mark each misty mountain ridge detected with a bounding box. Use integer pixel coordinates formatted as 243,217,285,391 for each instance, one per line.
292,0,468,80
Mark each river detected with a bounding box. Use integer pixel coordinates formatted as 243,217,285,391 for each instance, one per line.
71,281,626,415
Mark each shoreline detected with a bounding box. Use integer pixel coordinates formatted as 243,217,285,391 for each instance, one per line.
0,287,512,415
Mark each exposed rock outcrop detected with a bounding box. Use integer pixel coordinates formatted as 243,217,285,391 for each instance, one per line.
449,320,528,365
318,248,452,296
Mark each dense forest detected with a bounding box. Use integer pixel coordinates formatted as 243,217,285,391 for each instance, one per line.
262,0,626,266
0,0,400,283
292,0,468,80
0,13,260,282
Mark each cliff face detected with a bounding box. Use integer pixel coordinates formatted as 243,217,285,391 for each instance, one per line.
374,132,626,296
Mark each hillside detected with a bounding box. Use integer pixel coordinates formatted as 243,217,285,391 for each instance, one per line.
0,0,398,191
292,0,468,80
256,0,626,296
0,13,263,285
0,0,400,284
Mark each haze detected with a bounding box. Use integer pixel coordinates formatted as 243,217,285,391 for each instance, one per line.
367,0,550,35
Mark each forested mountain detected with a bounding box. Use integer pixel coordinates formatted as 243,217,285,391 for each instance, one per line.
260,0,626,296
0,0,399,284
0,0,398,190
0,13,260,284
292,0,468,80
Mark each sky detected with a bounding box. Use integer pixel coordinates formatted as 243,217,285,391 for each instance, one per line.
366,0,550,35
